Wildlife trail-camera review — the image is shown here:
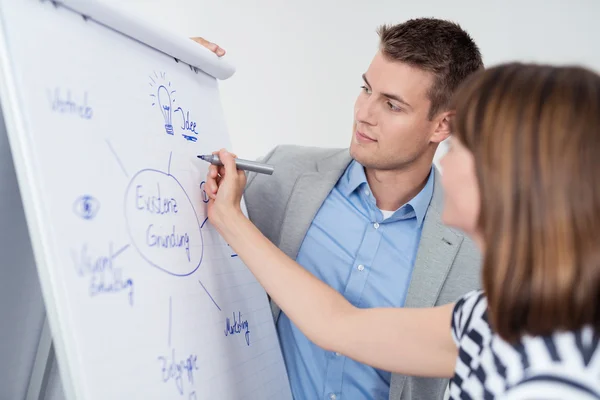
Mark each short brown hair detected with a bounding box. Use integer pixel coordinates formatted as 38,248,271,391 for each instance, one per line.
452,63,600,343
377,18,483,119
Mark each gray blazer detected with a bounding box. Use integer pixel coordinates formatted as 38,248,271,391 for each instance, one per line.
244,145,482,400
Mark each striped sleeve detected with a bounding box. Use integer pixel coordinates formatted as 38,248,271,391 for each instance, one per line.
501,373,600,400
451,290,485,345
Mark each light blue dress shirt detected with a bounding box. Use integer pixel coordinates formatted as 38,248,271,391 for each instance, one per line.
277,160,434,400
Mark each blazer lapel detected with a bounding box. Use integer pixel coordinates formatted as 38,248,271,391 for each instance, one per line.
271,150,351,322
277,150,352,260
390,168,463,398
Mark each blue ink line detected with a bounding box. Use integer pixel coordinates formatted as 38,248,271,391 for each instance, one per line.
227,243,238,258
105,139,129,177
149,76,156,84
198,279,221,311
155,71,158,79
113,243,130,258
168,151,172,175
168,296,172,347
182,135,198,142
200,217,209,229
150,94,156,97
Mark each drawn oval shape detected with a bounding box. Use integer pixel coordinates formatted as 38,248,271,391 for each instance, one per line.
124,169,203,276
73,194,100,220
199,181,209,203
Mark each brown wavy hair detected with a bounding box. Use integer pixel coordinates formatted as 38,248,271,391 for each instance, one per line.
451,63,600,342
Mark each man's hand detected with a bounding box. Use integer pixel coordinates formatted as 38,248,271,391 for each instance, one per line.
190,37,226,57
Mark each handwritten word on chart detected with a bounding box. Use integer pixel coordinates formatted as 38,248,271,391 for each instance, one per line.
224,311,251,346
149,72,198,142
174,106,198,141
157,348,199,396
159,297,199,397
124,168,204,276
47,88,93,119
70,242,134,305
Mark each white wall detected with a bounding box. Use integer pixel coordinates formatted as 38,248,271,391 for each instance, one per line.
106,0,600,166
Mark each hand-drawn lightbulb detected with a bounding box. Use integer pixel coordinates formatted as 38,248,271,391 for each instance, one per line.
157,85,173,135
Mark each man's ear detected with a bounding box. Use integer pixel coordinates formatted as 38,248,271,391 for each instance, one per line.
430,111,454,143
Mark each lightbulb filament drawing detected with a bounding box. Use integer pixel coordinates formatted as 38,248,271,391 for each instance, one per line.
150,71,177,135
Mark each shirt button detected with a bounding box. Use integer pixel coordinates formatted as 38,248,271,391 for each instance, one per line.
373,222,380,229
357,264,365,271
329,394,337,400
335,352,342,356
364,189,370,196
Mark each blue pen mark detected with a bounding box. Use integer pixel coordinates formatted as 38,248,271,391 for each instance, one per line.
200,217,209,229
189,392,197,400
224,311,251,346
146,225,190,260
198,279,221,311
168,296,172,347
149,73,176,135
168,151,172,175
124,162,204,277
174,106,198,141
73,195,100,220
157,349,199,395
158,85,173,134
149,72,199,142
106,139,129,178
227,243,238,258
182,135,197,142
159,299,199,396
199,181,209,204
47,88,93,119
113,244,130,258
71,242,134,306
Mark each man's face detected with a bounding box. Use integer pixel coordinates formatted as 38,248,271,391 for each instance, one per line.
350,51,442,170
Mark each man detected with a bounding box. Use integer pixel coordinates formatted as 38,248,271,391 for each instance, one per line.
195,17,483,400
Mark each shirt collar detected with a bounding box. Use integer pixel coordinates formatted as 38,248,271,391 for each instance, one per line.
339,159,368,197
339,160,434,225
409,168,434,225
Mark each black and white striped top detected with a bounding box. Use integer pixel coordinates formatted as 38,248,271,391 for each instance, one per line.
448,290,600,399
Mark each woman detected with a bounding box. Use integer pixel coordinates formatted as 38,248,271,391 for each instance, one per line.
205,63,600,399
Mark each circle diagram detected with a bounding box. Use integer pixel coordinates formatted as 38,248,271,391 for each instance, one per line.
124,168,203,276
